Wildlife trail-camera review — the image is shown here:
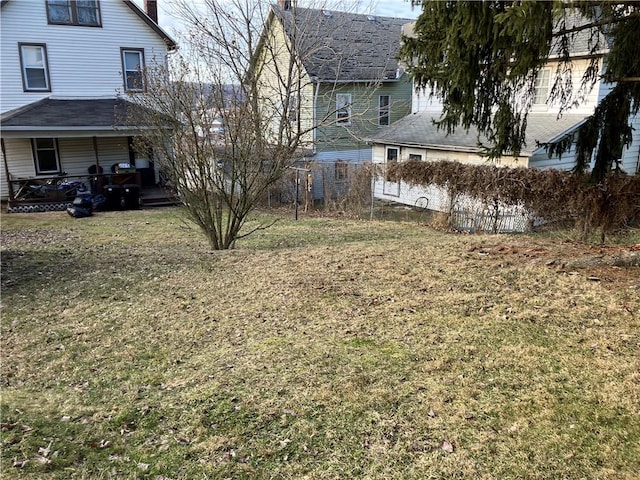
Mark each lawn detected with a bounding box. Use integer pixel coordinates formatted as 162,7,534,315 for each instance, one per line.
1,207,639,479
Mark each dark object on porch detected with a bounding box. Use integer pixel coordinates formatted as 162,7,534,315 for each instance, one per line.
138,167,155,187
88,164,105,192
104,184,123,210
122,184,141,209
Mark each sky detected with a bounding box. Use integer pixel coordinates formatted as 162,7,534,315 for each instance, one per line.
138,1,421,37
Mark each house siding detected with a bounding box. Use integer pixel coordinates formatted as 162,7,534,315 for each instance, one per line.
315,78,412,155
254,13,314,147
413,58,603,116
1,0,170,114
1,136,133,198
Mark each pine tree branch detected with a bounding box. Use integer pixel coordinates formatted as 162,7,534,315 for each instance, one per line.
552,11,640,37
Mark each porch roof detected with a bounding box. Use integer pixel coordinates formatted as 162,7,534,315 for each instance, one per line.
0,98,163,138
367,111,589,157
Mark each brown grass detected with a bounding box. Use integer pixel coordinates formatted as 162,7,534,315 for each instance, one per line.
1,207,639,479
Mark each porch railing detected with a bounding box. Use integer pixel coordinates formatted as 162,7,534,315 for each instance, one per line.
8,171,141,204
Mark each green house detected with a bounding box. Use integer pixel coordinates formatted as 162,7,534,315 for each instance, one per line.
256,2,413,199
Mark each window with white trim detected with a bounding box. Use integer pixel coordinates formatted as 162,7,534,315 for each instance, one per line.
378,95,390,126
121,48,145,92
19,43,50,92
46,0,101,27
32,138,61,174
533,69,550,105
336,93,352,125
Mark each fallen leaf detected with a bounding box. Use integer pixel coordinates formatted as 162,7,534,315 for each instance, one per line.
38,441,52,457
12,459,28,468
441,440,455,453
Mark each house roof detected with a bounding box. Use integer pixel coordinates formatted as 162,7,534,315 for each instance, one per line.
0,98,164,135
271,5,411,82
368,111,588,156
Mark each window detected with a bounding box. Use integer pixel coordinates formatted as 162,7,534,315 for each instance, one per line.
386,147,399,164
32,138,61,174
47,0,101,27
336,93,352,125
383,147,400,196
534,69,550,105
378,95,390,126
335,161,348,182
288,93,299,123
121,48,145,91
19,43,50,92
409,153,422,161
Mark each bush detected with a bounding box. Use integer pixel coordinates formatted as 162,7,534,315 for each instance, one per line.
389,160,640,241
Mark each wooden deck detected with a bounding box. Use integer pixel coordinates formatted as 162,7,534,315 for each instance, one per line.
140,186,179,208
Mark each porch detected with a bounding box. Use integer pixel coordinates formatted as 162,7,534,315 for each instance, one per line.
6,172,177,213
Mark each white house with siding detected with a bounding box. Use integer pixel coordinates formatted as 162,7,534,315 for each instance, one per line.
370,20,640,228
0,0,177,208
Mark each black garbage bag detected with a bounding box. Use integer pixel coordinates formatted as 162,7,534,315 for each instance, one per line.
67,206,92,218
92,194,107,211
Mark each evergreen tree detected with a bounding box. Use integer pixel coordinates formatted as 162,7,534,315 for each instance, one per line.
401,1,640,181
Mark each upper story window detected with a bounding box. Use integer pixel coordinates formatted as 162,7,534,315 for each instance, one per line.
19,43,51,92
533,68,550,105
336,93,352,125
121,48,145,92
47,0,101,27
378,95,390,126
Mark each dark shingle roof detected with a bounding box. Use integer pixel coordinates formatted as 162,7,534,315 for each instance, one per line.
1,98,155,130
369,111,588,156
272,6,411,82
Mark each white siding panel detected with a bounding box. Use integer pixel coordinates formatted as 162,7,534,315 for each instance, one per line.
529,145,579,171
1,139,36,199
96,137,131,170
1,1,170,113
621,113,640,174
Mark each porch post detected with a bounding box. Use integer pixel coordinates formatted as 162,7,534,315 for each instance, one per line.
1,138,15,200
92,136,100,167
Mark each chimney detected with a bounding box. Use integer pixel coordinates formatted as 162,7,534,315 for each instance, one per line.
145,0,158,23
278,0,292,10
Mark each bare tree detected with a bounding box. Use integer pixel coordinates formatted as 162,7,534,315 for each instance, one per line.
125,0,401,249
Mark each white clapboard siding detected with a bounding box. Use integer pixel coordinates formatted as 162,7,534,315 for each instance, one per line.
56,137,130,177
620,113,640,174
1,139,36,198
1,0,171,113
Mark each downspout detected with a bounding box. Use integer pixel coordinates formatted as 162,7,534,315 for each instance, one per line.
1,138,15,200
